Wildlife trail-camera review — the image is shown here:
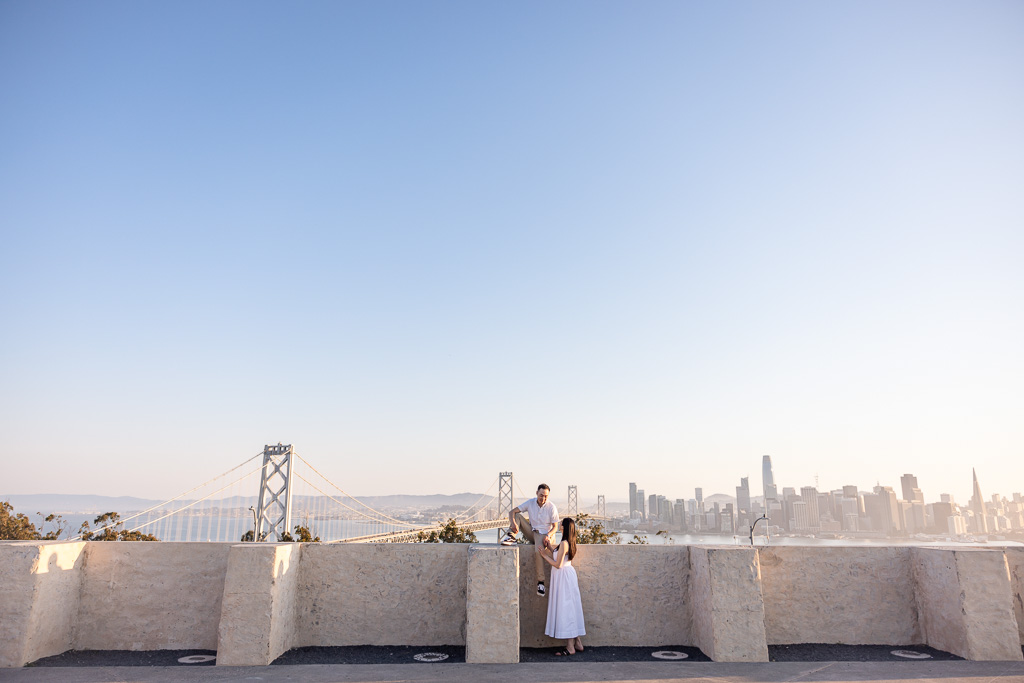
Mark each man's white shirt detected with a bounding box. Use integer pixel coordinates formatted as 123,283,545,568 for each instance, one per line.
518,497,559,532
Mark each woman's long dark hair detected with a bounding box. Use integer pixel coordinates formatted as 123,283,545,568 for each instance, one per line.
560,517,577,561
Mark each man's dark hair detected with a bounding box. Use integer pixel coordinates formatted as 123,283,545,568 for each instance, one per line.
537,484,550,492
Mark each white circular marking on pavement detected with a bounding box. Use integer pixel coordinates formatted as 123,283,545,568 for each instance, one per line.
652,650,689,660
177,655,217,664
891,650,932,659
414,652,449,662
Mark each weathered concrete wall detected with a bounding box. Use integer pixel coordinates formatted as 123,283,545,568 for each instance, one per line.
296,544,468,647
519,545,691,648
912,548,964,654
76,542,231,651
466,545,519,663
913,548,1022,661
216,544,300,666
6,540,1024,668
690,547,768,662
759,546,920,645
0,541,86,668
1006,548,1024,646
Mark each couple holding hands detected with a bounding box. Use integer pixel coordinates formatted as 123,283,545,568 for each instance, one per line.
501,483,586,656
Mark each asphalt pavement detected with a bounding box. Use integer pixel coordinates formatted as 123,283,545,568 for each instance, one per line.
4,660,1024,683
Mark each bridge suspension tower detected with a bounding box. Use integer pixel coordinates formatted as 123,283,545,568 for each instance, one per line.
497,472,513,542
597,494,605,517
567,485,578,517
255,443,295,541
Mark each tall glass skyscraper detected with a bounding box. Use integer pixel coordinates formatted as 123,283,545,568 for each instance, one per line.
762,455,777,501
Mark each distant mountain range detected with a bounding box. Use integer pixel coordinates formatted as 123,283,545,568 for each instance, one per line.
1,492,494,514
3,491,739,514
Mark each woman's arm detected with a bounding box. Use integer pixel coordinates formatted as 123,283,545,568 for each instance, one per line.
552,540,569,569
539,543,557,567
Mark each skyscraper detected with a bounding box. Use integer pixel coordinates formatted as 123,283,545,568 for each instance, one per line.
866,485,903,535
629,482,638,518
900,473,924,503
694,488,704,531
762,455,777,501
800,486,820,529
971,469,988,533
792,500,810,531
736,477,751,514
636,488,645,520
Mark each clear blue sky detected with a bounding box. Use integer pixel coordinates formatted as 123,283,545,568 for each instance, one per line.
2,1,1022,506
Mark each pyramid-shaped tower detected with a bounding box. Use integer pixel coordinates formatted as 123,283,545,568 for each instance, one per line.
971,468,989,533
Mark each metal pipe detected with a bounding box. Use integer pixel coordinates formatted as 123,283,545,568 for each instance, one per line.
750,514,769,546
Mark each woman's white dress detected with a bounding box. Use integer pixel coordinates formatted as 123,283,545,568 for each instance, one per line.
545,546,586,639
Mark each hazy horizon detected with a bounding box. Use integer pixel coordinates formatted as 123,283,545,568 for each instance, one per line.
2,2,1021,507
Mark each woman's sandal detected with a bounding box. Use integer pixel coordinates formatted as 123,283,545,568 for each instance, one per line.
554,648,574,656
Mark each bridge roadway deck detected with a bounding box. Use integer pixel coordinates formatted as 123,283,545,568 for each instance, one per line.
5,660,1024,683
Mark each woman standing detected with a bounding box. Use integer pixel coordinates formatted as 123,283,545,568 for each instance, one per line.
540,517,586,655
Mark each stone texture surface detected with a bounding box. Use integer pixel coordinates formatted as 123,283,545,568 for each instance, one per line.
691,547,768,662
760,546,920,645
913,548,1023,661
465,545,519,663
0,541,86,667
519,545,691,648
76,542,231,652
912,548,965,657
1005,547,1024,646
8,541,1024,669
296,544,469,647
216,543,300,666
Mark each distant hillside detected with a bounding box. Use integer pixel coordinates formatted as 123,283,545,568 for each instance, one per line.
352,493,492,509
1,492,489,514
705,493,736,506
1,494,162,514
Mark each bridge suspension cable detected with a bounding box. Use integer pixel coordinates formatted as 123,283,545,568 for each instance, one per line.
69,451,266,541
292,473,427,529
123,464,264,536
293,455,427,528
453,475,498,521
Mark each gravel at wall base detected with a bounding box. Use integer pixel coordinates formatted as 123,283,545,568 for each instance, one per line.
272,645,466,665
27,650,217,667
24,643,970,667
519,646,711,662
768,644,963,662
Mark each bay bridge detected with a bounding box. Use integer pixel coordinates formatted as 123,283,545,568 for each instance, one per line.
72,444,613,544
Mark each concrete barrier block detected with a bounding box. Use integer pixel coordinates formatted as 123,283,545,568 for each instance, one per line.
0,541,86,668
519,545,691,647
760,546,919,645
1005,548,1024,646
691,546,768,662
914,548,1023,661
216,543,300,666
296,544,469,647
466,545,519,663
75,542,230,651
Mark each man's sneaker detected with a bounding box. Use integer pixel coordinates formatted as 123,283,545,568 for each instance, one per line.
500,532,517,546
537,582,546,597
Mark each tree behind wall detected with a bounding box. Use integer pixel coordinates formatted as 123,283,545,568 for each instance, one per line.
78,512,159,541
574,513,621,544
415,518,478,543
1,501,39,540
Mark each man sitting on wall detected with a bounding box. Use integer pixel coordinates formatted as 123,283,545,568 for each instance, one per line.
502,483,558,597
